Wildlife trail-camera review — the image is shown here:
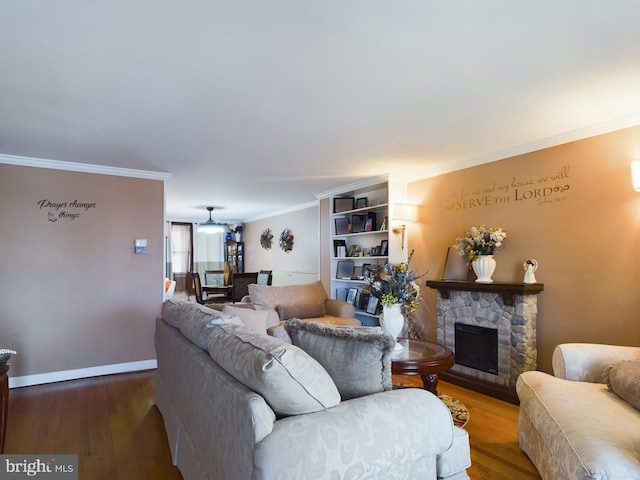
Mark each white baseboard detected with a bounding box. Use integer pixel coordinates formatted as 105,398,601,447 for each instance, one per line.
8,359,158,389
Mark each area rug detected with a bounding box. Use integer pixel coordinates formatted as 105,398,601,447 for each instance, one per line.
437,393,470,428
392,377,469,428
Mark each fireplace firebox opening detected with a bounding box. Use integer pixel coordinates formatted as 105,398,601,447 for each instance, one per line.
454,323,498,375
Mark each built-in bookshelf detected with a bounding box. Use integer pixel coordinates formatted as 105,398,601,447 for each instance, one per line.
330,181,389,325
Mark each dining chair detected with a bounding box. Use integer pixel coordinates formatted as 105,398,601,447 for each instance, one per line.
204,270,225,287
192,272,227,305
257,270,273,285
231,272,258,303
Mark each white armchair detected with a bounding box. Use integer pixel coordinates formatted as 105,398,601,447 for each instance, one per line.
517,343,640,480
551,342,640,382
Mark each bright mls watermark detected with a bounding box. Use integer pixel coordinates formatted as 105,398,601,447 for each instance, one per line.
0,455,77,479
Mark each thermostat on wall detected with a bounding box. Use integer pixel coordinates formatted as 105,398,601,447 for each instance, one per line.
135,239,147,254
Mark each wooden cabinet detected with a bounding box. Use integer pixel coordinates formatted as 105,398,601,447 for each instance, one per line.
225,241,244,273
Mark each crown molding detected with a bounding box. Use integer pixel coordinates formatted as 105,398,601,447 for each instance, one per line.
0,153,171,181
314,174,391,200
244,200,319,222
401,114,640,182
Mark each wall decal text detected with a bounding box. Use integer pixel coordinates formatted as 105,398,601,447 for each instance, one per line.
37,199,97,222
444,164,571,212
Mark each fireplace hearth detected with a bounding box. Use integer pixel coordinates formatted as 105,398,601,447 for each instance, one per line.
426,280,543,402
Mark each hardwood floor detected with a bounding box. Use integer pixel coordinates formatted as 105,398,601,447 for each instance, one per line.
5,370,540,479
432,379,541,480
5,370,182,480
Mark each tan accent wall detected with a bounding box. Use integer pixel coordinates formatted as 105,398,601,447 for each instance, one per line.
407,126,640,373
0,164,164,380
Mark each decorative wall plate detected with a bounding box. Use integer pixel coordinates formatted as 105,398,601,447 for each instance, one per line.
279,228,294,253
260,228,273,250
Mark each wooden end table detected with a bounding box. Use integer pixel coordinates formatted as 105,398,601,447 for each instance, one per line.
391,339,455,394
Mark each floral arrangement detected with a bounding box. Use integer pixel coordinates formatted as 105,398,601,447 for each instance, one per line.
228,223,244,234
454,225,507,261
362,250,425,311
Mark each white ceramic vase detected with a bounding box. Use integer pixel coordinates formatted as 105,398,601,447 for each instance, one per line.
472,255,496,283
380,303,404,351
235,233,242,242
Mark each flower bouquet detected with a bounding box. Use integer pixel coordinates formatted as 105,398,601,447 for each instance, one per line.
363,250,425,313
228,223,244,234
228,223,244,242
363,250,426,349
454,225,507,262
454,225,507,283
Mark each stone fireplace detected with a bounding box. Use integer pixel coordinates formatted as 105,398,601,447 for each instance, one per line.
426,280,543,399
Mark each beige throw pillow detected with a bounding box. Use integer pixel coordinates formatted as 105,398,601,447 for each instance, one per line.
284,319,395,400
248,281,327,308
606,359,640,411
178,302,242,350
206,323,341,416
277,302,326,320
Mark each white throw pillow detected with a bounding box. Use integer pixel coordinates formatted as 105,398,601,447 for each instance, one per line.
223,305,268,335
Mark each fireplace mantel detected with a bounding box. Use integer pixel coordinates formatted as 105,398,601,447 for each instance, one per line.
427,279,544,403
426,280,544,306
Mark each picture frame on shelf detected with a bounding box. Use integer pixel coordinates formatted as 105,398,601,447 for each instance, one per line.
334,197,354,213
352,265,364,280
362,263,371,279
333,239,347,257
336,260,354,279
370,246,381,256
357,292,370,310
442,246,472,280
364,217,374,232
355,197,368,209
348,244,359,257
335,288,348,302
379,216,387,231
335,217,350,235
346,288,358,305
351,214,366,233
366,296,379,315
380,239,389,256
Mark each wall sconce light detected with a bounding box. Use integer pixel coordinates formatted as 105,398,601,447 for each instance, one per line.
392,203,418,250
632,160,640,192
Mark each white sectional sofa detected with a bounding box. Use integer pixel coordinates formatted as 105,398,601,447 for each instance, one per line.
154,299,471,480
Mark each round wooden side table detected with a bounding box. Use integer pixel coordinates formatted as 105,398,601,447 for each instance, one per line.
391,339,455,394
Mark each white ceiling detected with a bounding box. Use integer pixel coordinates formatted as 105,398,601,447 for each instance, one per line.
1,1,639,222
